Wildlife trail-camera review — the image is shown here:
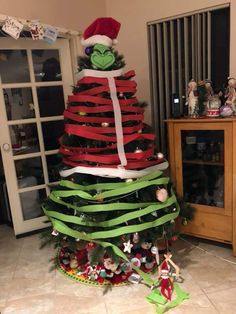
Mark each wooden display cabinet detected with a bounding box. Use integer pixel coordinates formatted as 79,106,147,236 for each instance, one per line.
166,118,236,255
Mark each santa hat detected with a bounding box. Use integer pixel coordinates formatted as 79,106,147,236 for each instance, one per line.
81,17,121,47
160,261,170,277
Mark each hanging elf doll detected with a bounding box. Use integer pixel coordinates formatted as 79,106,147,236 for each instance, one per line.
158,252,181,301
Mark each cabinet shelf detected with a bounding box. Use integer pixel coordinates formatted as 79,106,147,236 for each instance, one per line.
182,159,224,166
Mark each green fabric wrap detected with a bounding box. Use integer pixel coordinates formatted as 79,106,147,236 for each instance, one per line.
44,169,188,312
51,177,169,200
44,171,176,277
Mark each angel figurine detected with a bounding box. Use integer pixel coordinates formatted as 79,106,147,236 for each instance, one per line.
187,79,198,117
225,77,236,114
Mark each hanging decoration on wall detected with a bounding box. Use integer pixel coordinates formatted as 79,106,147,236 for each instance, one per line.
43,26,58,44
2,17,24,39
29,21,44,40
0,14,79,43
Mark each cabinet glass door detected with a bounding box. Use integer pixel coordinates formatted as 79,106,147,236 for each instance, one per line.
181,130,224,208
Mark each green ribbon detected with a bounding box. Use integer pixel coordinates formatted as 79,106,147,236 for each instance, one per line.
49,193,158,213
44,169,188,312
51,177,169,200
44,194,176,228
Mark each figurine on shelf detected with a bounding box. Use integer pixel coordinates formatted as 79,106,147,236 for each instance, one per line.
207,94,221,117
187,79,198,117
205,79,214,101
224,77,236,114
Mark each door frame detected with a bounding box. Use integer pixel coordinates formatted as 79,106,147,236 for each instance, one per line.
0,37,76,235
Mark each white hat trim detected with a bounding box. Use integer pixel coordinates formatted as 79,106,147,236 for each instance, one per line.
81,34,115,47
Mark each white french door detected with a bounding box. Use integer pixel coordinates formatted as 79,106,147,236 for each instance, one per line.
0,38,74,235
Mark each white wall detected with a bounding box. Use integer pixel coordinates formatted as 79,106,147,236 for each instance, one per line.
0,0,106,32
106,0,234,124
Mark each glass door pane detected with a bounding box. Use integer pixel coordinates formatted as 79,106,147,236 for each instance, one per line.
32,49,61,82
181,130,224,207
0,50,30,83
4,88,35,120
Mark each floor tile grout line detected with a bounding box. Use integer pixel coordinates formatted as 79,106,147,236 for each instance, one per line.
203,291,222,314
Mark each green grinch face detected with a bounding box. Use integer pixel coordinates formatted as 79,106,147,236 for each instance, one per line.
90,43,115,70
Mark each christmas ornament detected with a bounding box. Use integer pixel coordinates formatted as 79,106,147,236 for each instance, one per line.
85,46,93,55
134,147,143,153
96,195,104,203
128,273,141,284
86,242,96,250
78,112,87,116
81,17,121,47
51,229,59,236
131,257,141,268
91,43,115,70
123,240,133,253
157,152,164,159
151,246,160,265
156,188,168,202
145,260,155,269
125,178,133,183
101,122,110,127
171,235,178,241
132,232,139,243
151,246,158,255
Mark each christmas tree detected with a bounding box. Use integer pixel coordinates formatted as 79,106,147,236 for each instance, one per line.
42,18,188,308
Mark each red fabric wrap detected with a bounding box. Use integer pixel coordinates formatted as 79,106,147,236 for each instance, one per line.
59,132,154,152
60,70,160,170
64,124,154,142
64,123,143,135
67,104,144,114
64,110,144,123
61,147,154,165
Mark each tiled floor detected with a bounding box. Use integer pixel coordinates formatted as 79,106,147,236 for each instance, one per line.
1,224,236,314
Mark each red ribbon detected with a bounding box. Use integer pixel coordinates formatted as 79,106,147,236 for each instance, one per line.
61,147,154,164
64,124,155,142
64,109,144,124
59,132,155,152
77,70,136,85
59,69,160,170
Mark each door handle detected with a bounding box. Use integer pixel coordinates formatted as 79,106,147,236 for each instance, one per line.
2,143,10,152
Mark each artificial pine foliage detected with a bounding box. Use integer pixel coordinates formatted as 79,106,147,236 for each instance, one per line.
42,17,183,288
